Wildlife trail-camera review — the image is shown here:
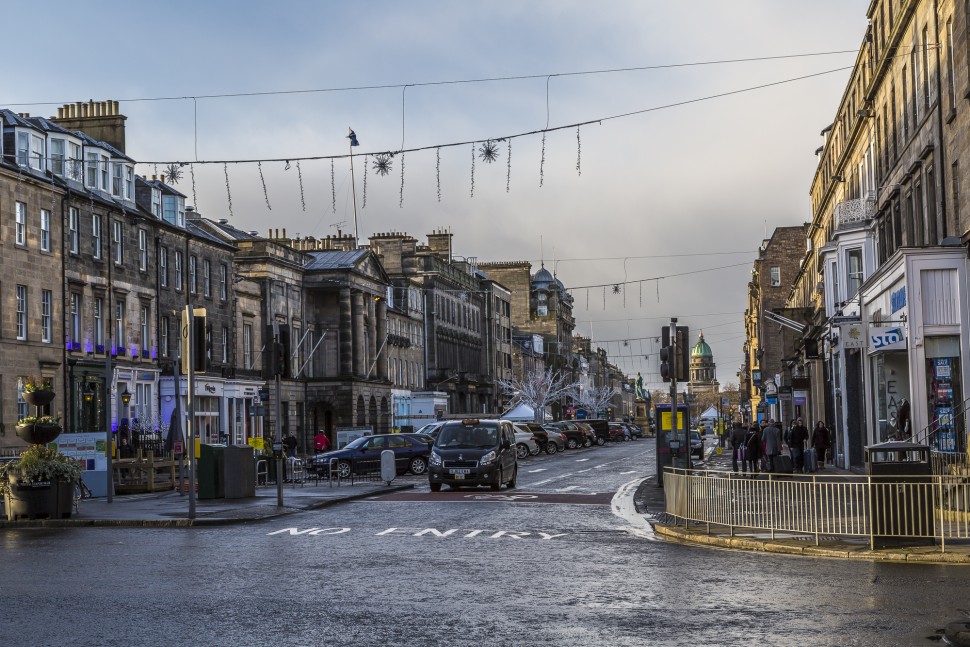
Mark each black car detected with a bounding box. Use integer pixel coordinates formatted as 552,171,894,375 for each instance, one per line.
428,419,518,491
548,421,589,449
307,433,432,478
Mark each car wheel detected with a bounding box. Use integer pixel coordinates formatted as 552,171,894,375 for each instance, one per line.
624,435,631,442
429,482,442,492
596,436,606,446
530,444,541,456
567,438,578,450
409,456,428,475
583,438,592,448
516,443,529,459
546,442,558,455
491,468,502,491
337,461,352,479
507,465,517,489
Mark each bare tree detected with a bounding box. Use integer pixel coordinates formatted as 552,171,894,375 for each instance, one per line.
498,368,575,423
569,384,619,418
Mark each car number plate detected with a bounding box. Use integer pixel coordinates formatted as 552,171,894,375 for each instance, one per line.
449,468,470,475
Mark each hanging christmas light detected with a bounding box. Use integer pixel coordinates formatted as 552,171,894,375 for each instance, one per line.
399,152,406,208
506,138,512,193
539,132,546,187
470,143,475,198
362,154,369,208
258,161,271,210
164,163,183,185
331,159,336,214
223,163,233,218
296,160,306,211
373,153,393,177
478,140,499,163
436,147,441,202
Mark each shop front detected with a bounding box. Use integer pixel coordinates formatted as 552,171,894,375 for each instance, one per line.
160,376,264,447
862,248,970,454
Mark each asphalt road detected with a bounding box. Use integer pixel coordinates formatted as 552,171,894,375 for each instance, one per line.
2,438,968,646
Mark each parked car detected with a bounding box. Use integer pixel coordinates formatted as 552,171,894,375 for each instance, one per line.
549,421,590,449
428,419,518,491
625,423,644,439
574,422,597,447
513,430,541,458
415,421,447,440
608,422,632,441
582,419,611,445
690,430,705,459
539,425,567,454
513,422,561,455
405,433,436,445
307,433,432,478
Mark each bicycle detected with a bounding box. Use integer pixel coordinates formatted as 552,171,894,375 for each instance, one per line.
73,479,93,514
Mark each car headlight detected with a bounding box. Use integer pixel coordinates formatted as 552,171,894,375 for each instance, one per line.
479,450,496,466
429,450,442,466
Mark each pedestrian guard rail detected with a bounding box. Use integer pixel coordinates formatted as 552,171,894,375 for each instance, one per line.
663,466,970,551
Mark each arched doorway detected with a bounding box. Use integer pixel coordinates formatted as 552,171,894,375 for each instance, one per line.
369,396,378,430
380,397,390,434
356,395,365,426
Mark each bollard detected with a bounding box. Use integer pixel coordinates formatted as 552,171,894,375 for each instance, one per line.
380,450,396,485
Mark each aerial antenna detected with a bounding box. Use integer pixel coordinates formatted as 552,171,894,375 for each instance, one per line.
330,220,348,230
540,235,544,268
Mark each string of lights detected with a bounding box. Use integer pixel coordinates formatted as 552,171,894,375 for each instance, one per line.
569,261,750,290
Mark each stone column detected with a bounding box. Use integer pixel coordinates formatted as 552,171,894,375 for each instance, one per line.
339,288,352,376
352,291,365,376
367,295,378,378
376,297,388,380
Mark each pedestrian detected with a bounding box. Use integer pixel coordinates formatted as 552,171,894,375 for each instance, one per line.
761,418,782,472
811,421,830,468
789,417,809,472
314,430,330,454
283,433,298,458
743,425,762,476
730,422,747,473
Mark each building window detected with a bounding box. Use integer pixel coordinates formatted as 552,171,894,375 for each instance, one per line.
69,142,82,181
112,163,124,197
947,18,956,113
70,293,81,344
115,301,126,348
113,220,123,264
31,134,45,171
41,290,52,343
16,131,29,166
100,155,109,192
40,209,50,252
160,247,169,287
92,214,103,259
124,166,134,201
141,305,150,352
15,202,26,246
16,286,27,340
85,152,99,188
94,297,104,347
769,267,781,287
189,256,197,294
243,323,253,369
846,249,864,298
50,138,65,176
161,317,169,357
17,391,28,423
151,189,162,217
203,259,211,297
222,326,229,363
69,207,79,254
138,229,148,271
220,264,228,300
174,252,183,291
162,195,185,227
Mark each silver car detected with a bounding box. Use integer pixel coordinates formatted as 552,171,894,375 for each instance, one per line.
513,430,541,459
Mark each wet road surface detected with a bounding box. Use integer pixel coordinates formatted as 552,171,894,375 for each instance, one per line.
2,439,968,646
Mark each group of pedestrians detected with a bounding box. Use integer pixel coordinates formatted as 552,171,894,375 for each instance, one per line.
729,418,831,476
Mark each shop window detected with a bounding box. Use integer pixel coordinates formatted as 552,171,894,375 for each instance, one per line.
926,336,963,453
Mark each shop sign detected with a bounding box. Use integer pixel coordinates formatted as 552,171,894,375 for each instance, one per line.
890,286,907,313
779,386,792,401
869,326,906,353
764,379,777,397
752,370,762,387
794,390,808,406
840,323,866,349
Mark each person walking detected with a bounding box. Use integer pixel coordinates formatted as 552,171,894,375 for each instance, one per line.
283,433,298,458
789,418,809,472
811,421,830,469
730,422,747,473
761,419,782,472
743,425,762,476
314,431,330,454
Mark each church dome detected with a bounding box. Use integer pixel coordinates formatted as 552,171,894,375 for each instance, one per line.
691,332,713,358
532,266,555,289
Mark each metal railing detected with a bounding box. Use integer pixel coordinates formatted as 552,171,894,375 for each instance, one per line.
663,467,970,552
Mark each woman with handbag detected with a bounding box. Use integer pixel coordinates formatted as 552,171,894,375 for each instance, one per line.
811,421,830,469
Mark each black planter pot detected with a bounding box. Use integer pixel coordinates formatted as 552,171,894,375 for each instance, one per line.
3,475,74,520
15,423,63,445
23,390,55,407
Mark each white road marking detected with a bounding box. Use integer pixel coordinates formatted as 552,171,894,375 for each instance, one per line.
527,468,548,473
575,458,590,462
593,464,607,469
612,478,657,541
531,479,553,486
557,485,581,491
620,470,638,475
576,469,591,473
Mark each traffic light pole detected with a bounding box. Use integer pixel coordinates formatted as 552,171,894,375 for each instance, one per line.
669,317,680,468
186,305,197,520
273,321,284,508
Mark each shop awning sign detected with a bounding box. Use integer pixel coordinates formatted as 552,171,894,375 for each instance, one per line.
839,323,866,349
869,326,906,353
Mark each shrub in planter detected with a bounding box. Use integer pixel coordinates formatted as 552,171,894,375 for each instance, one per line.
0,444,81,497
21,377,54,407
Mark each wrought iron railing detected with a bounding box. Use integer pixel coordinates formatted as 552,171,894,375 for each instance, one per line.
834,197,875,229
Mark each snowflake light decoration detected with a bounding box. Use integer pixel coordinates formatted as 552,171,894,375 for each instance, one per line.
373,153,393,177
164,163,183,185
612,284,621,294
623,340,629,347
478,140,500,163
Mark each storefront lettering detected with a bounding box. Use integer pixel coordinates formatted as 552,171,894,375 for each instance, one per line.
869,327,906,352
204,384,216,394
890,286,906,313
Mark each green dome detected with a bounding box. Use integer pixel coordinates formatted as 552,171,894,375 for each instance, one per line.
691,332,713,358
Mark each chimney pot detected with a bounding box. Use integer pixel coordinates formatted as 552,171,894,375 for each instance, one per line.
160,174,165,184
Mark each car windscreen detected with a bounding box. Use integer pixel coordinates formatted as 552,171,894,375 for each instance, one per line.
436,423,499,449
343,437,368,449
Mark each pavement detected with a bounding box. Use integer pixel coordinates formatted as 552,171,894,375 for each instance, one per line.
634,439,970,565
0,477,415,528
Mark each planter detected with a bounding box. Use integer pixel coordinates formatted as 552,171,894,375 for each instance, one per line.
3,475,73,520
23,390,55,407
15,423,63,445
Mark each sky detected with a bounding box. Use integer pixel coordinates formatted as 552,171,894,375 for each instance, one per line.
2,1,870,388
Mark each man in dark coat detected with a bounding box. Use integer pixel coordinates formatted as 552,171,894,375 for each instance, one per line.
789,418,809,472
743,426,762,476
730,422,747,473
761,419,782,472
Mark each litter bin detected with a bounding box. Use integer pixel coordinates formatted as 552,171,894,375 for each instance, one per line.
198,444,225,500
223,445,255,499
865,441,934,548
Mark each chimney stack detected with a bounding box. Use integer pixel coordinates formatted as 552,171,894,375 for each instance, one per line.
50,99,128,154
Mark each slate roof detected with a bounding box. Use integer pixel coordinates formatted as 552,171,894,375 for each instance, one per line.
304,248,368,271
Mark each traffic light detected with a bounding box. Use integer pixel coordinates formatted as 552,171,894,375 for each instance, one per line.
661,325,690,382
263,323,291,378
180,307,208,374
277,324,290,377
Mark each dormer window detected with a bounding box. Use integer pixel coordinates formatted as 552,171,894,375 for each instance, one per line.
112,162,124,197
50,139,65,175
125,166,134,200
162,194,185,226
100,155,110,191
537,293,548,302
68,142,82,181
85,152,99,188
151,188,162,217
16,131,45,170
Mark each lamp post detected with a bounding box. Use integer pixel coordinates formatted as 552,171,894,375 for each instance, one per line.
120,387,132,445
